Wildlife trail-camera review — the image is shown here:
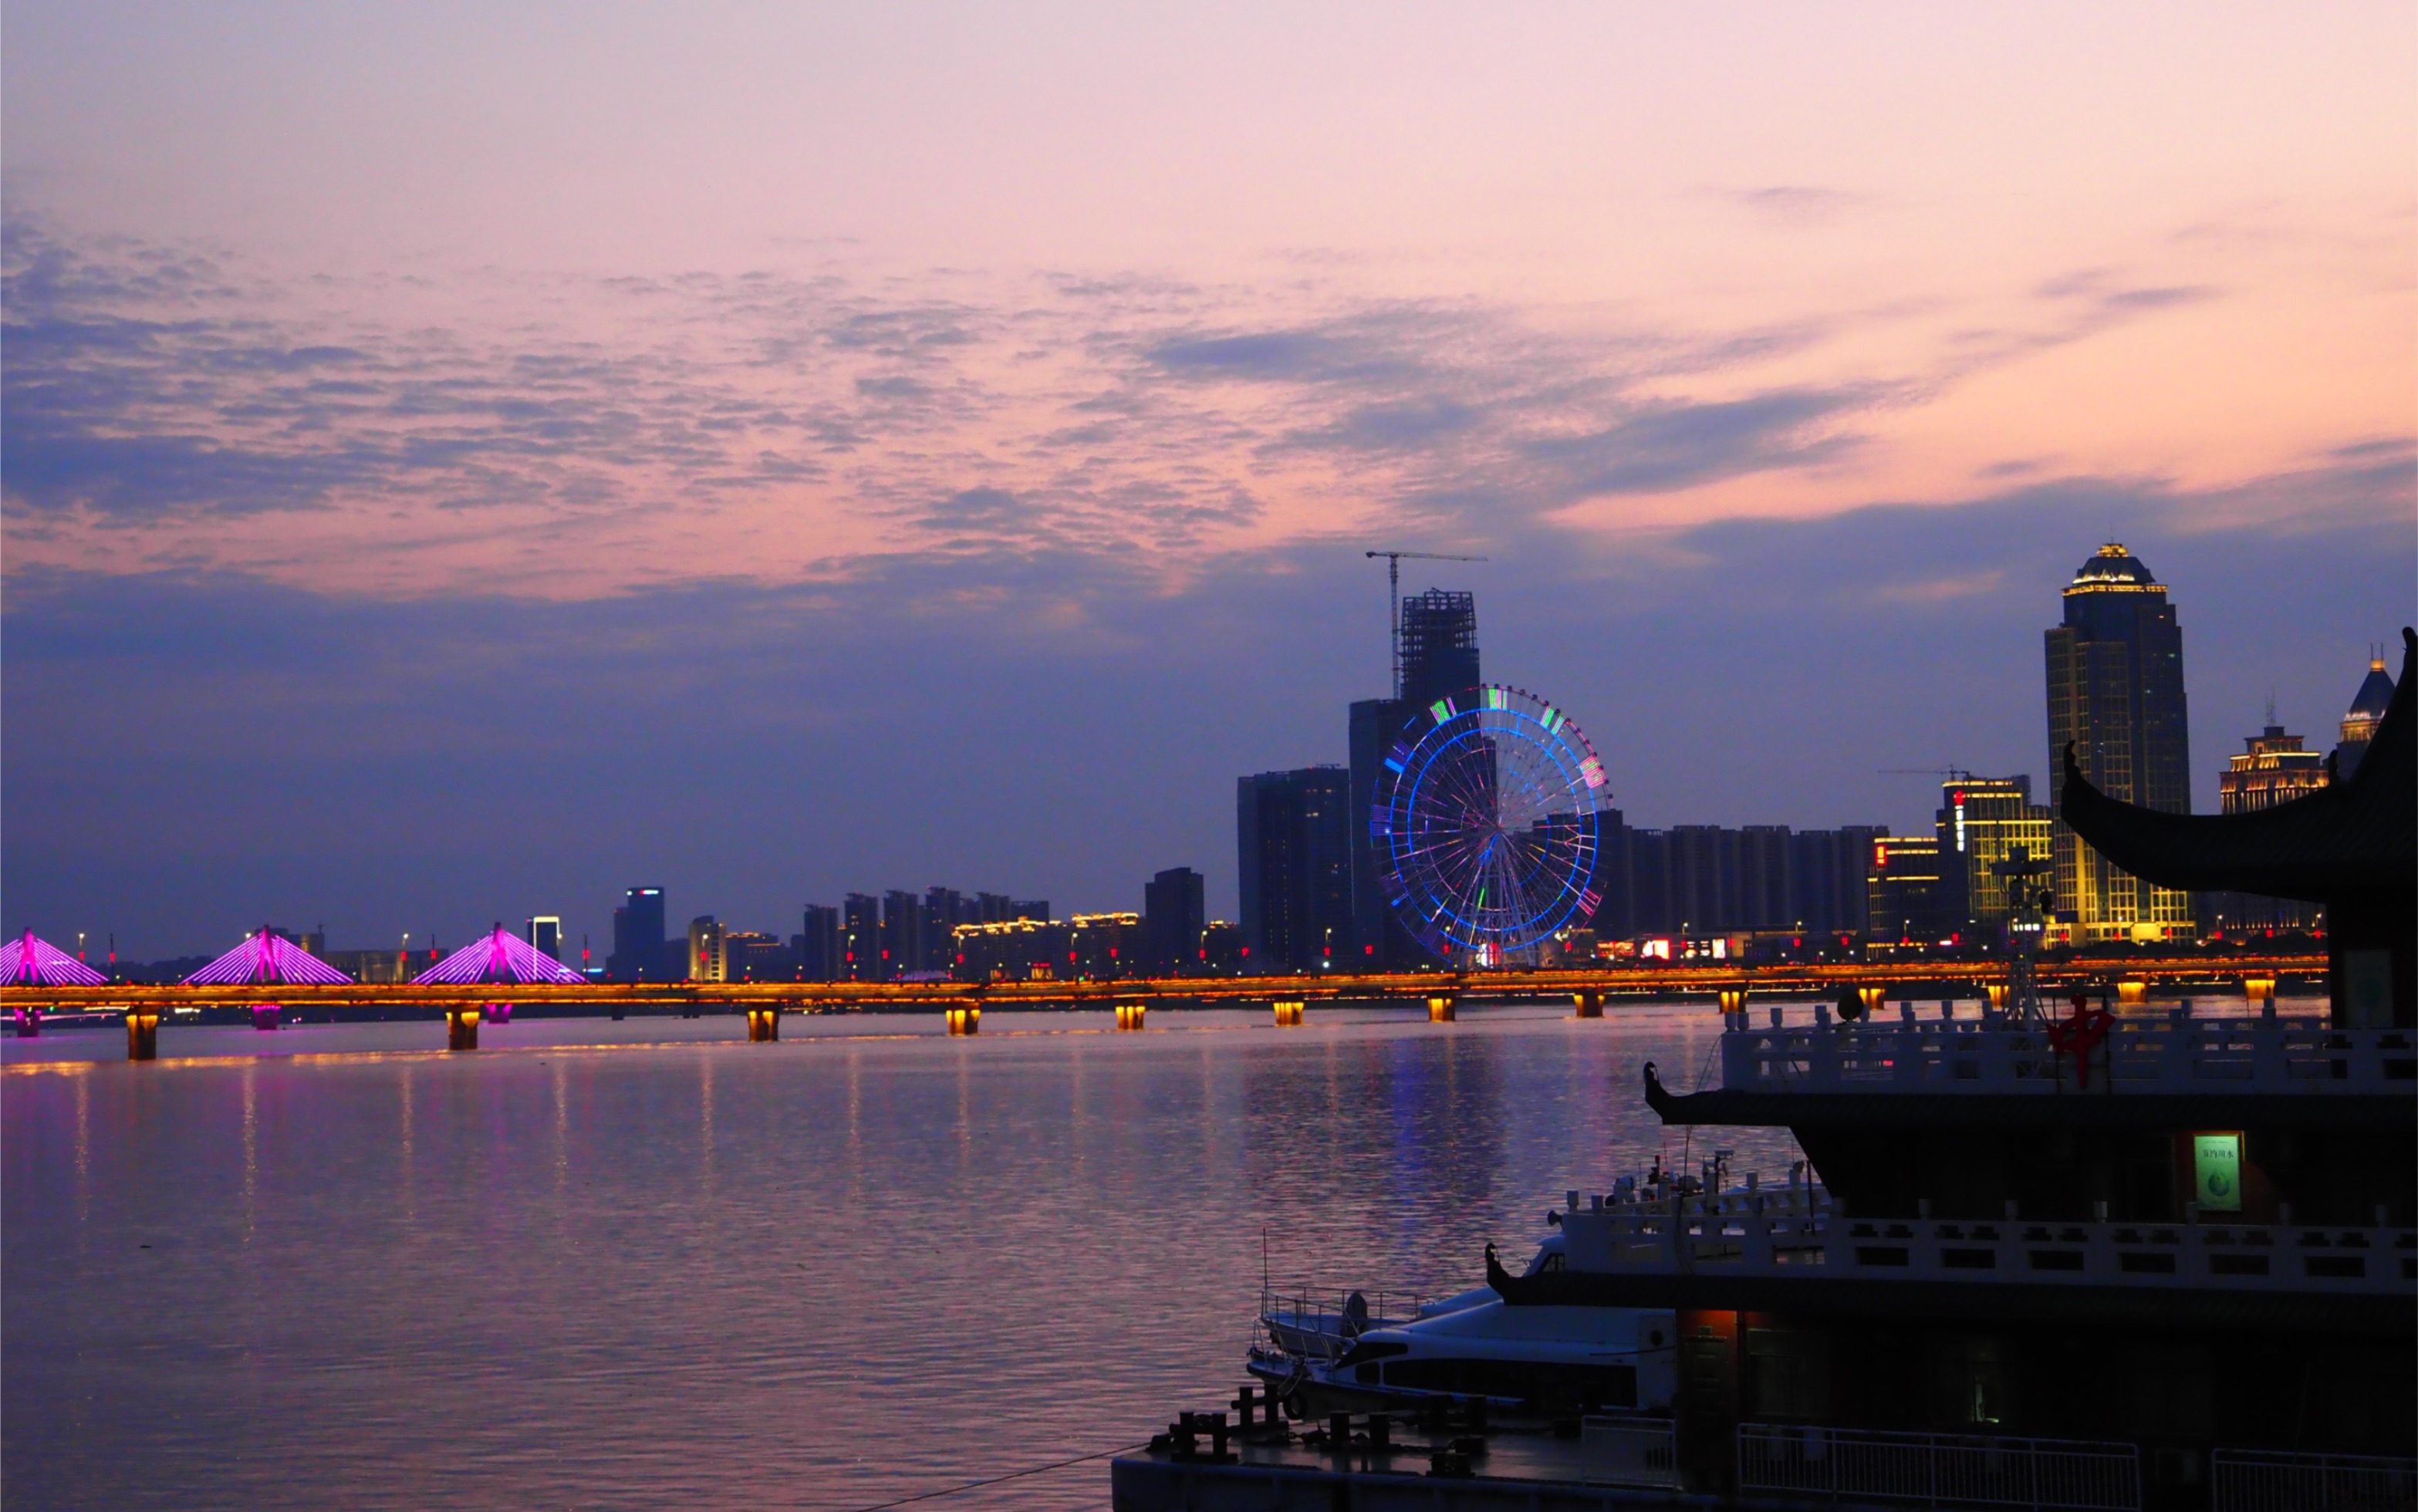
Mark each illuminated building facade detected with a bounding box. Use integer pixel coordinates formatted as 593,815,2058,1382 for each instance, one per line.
2197,717,2329,935
1933,776,2052,933
687,915,728,981
2335,649,2396,780
1238,765,1353,971
1866,835,1954,949
2044,543,2195,943
525,916,563,961
950,913,1139,983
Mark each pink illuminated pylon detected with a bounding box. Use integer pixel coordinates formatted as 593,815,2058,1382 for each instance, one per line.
0,930,109,987
412,927,583,986
184,928,355,987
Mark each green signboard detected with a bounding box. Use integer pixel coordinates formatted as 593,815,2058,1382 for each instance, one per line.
2193,1132,2243,1212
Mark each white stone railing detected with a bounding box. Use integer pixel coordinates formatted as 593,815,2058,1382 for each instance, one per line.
1558,1193,2413,1297
1716,1007,2417,1096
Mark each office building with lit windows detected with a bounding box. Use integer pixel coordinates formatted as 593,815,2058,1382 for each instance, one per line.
1933,776,2052,933
2044,543,2195,943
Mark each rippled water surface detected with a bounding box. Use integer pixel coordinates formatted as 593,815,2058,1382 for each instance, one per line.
5,1004,1802,1510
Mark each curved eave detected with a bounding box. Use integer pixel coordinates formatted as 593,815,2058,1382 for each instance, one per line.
2060,629,2415,902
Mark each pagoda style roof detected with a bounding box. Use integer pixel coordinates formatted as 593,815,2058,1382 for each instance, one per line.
2062,628,2414,903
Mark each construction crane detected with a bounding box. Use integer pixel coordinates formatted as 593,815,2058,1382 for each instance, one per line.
1367,549,1487,699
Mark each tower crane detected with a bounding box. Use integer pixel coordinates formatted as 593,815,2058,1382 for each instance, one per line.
1367,549,1487,699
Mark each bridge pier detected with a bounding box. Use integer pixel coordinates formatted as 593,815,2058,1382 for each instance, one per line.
1572,990,1603,1019
1115,1003,1147,1031
2117,979,2148,1005
1717,985,1748,1028
446,1006,481,1051
1986,984,2010,1013
12,1007,39,1038
747,1006,780,1041
1272,1000,1305,1028
125,1007,158,1061
2244,975,2277,1006
1427,993,1457,1023
1858,985,1886,1018
945,1005,980,1035
251,1004,280,1031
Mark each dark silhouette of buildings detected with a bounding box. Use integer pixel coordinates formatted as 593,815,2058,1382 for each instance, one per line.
794,904,841,981
2045,542,2194,943
1238,766,1353,971
607,886,667,980
1143,866,1206,973
2199,714,2330,935
1590,816,1886,940
843,893,880,980
1399,589,1479,707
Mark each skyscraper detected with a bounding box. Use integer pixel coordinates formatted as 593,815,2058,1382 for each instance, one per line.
1142,866,1205,974
607,886,666,981
1237,766,1353,971
525,915,563,961
1399,589,1479,709
687,916,728,981
2045,544,2195,943
1349,587,1481,966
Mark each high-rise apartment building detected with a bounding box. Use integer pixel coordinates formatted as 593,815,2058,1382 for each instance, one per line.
2335,650,2396,781
1399,589,1480,710
1933,777,2053,933
607,886,667,981
1591,817,1883,940
1238,766,1353,970
2045,543,2195,943
880,889,925,979
795,904,842,981
1143,866,1206,974
842,893,880,980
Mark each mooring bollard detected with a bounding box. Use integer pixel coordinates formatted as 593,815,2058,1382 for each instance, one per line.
1272,1000,1305,1028
125,1007,158,1061
1115,1003,1146,1031
945,1004,980,1035
446,1005,481,1051
1572,989,1603,1019
747,1006,780,1041
1427,993,1457,1023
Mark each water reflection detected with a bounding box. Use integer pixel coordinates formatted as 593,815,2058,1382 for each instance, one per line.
5,1006,1801,1510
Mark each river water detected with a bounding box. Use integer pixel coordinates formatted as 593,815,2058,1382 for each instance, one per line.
4,1004,1801,1510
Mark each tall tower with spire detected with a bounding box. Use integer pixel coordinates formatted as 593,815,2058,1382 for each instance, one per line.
2044,543,2196,943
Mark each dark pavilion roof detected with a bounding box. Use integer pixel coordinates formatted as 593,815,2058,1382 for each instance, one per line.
2349,656,2397,721
2067,542,2160,590
2060,628,2415,903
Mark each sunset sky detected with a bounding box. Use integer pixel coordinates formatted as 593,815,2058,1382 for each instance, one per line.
6,3,2413,956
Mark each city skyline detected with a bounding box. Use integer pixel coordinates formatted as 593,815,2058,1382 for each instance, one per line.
5,6,2412,957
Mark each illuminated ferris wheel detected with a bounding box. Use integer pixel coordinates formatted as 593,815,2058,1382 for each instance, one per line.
1373,684,1609,968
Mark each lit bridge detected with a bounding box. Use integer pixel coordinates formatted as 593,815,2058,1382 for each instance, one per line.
0,954,2328,1058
